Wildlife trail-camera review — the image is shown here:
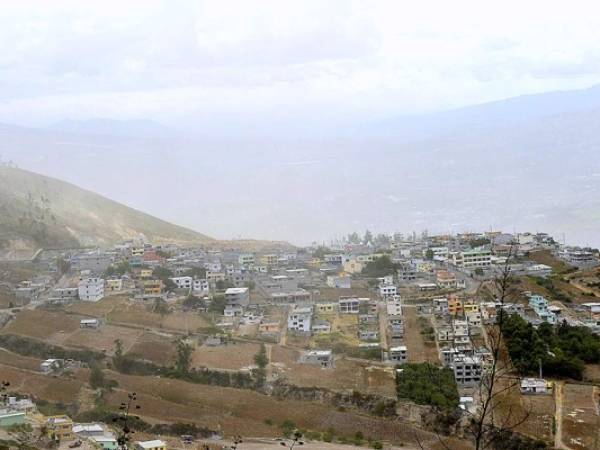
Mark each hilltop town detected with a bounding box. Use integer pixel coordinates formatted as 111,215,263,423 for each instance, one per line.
0,230,599,449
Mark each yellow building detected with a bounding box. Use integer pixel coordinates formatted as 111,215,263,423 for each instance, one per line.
106,278,123,292
463,299,480,314
143,279,163,296
46,415,73,441
140,268,154,279
448,295,464,316
314,302,337,314
260,254,278,267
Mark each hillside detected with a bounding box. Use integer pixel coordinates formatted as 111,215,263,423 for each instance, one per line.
0,165,212,258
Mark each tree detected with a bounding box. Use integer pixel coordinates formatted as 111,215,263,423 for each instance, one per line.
347,232,361,244
89,365,106,390
254,343,268,368
363,229,373,244
175,338,193,375
425,249,434,260
253,343,268,389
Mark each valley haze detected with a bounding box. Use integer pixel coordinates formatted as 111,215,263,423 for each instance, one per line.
2,83,600,248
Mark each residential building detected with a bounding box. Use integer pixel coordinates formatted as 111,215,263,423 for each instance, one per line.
71,252,113,273
314,302,336,314
452,356,483,386
386,346,408,364
143,279,163,296
520,378,548,395
73,423,118,450
46,415,74,441
379,284,397,298
80,319,101,329
170,276,193,289
528,294,557,324
452,249,492,268
311,319,332,334
0,411,26,428
448,295,463,316
433,297,449,315
339,296,361,314
238,254,255,266
105,278,123,292
358,328,379,341
300,350,334,368
192,278,209,295
135,441,167,450
436,270,457,289
78,277,105,302
225,287,250,307
287,306,313,333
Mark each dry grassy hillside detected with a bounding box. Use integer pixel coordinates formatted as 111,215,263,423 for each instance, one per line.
0,165,212,257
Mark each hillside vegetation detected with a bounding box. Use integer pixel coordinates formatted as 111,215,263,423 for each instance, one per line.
0,165,211,257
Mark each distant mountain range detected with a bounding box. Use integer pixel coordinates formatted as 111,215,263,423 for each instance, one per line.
0,84,599,247
0,166,211,259
48,118,175,139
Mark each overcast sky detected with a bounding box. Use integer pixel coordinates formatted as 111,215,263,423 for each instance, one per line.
2,0,600,129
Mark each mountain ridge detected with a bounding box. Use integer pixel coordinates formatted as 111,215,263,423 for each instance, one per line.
0,165,212,258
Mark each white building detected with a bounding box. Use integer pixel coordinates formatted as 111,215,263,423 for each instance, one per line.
225,287,250,307
339,297,361,314
170,276,193,290
386,346,408,364
287,306,313,333
300,350,333,368
520,378,548,395
379,284,397,298
193,278,210,295
78,277,105,302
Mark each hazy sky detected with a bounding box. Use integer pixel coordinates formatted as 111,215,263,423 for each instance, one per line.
2,0,600,128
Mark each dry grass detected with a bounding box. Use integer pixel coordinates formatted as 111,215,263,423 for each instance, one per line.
1,309,82,342
0,365,83,403
63,324,143,354
0,348,42,371
270,346,396,396
107,302,209,332
562,383,599,449
127,331,177,365
403,308,439,364
66,295,128,317
102,370,430,443
192,341,260,370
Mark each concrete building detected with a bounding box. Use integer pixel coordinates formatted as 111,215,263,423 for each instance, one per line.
339,296,361,314
386,346,408,364
193,278,210,295
300,350,334,368
379,284,397,298
73,423,118,450
78,277,105,302
225,287,250,307
452,249,492,268
520,378,548,395
452,356,483,386
287,306,313,333
170,276,193,289
134,441,167,450
71,252,114,273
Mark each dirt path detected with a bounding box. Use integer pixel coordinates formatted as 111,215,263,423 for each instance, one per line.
555,381,575,450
